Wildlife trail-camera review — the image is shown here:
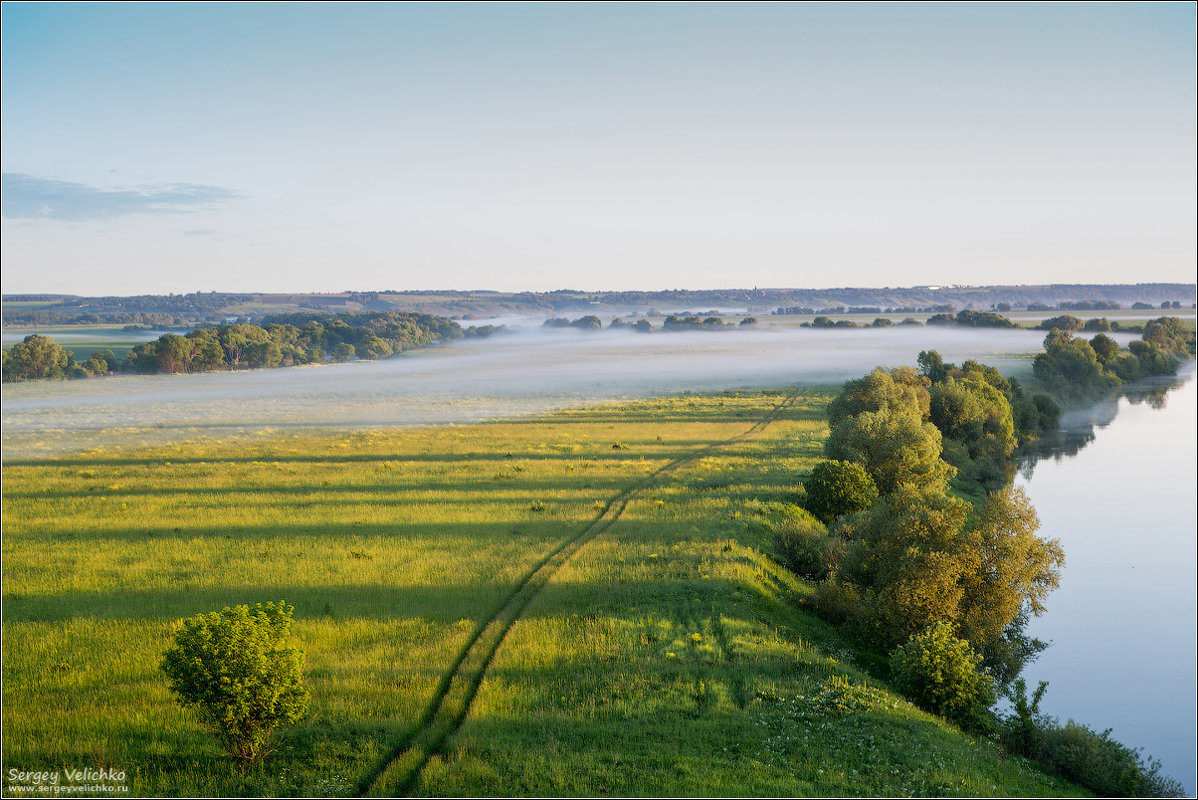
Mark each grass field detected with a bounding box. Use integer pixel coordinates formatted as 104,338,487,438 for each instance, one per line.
1,389,1082,797
1,325,164,361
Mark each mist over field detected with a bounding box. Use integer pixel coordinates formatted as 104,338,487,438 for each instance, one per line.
3,326,1087,459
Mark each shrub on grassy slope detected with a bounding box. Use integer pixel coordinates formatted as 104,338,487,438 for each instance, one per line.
889,622,996,731
772,506,838,579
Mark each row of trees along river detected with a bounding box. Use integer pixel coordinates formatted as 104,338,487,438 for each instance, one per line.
773,318,1194,796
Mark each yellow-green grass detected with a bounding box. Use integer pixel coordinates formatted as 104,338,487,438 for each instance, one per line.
2,390,1081,797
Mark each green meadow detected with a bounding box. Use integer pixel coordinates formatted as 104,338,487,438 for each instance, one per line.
1,389,1082,797
2,326,162,362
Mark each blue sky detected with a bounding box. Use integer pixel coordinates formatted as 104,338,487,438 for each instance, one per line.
2,2,1194,295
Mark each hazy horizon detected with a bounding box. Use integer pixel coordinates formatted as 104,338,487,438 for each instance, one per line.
3,324,1063,459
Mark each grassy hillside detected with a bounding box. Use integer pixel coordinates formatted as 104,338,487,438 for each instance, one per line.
1,389,1082,797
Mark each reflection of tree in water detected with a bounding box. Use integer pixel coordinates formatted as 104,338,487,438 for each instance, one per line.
1123,383,1171,410
1018,373,1189,478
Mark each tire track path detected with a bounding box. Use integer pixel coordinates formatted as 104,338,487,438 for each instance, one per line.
356,389,800,796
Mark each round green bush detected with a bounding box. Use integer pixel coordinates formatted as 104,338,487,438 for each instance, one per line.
803,460,879,523
889,622,996,729
161,601,310,760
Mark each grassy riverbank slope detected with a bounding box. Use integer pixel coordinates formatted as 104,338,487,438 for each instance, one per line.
1,389,1083,797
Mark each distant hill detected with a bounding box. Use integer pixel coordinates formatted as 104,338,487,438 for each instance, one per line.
3,283,1194,327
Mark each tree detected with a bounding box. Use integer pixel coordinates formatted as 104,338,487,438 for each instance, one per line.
956,487,1063,662
79,350,113,376
827,367,931,427
1089,333,1119,366
833,485,971,646
917,349,952,384
155,333,195,374
1033,330,1120,398
2,334,71,381
772,506,835,579
929,378,1016,462
355,336,392,360
803,460,879,524
1036,314,1082,332
1142,316,1195,357
161,601,309,761
825,406,954,495
571,315,603,331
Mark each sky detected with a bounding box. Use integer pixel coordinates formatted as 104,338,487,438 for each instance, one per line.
2,2,1195,295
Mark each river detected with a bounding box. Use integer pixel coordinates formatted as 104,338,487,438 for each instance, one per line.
1016,367,1197,794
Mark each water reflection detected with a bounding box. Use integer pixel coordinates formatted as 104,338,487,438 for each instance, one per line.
1015,364,1197,795
1018,370,1191,478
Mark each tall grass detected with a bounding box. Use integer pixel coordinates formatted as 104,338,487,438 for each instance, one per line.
2,390,1081,796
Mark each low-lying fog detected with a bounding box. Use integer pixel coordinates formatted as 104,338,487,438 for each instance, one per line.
2,326,1095,459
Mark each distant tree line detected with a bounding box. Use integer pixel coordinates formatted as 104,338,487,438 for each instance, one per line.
1,311,495,382
2,310,195,326
775,304,954,315
542,315,758,333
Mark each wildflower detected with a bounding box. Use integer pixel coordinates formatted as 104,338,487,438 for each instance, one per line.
691,633,703,643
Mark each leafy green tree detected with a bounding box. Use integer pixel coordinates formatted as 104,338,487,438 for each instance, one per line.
825,406,954,495
890,622,996,729
830,483,1062,665
161,601,309,761
246,340,284,368
917,349,952,384
1126,340,1176,376
1036,314,1082,332
827,367,931,426
930,378,1016,462
955,309,1015,328
355,335,393,360
1089,333,1119,365
78,349,115,376
956,487,1063,655
154,333,196,374
1034,330,1120,398
1142,316,1195,357
834,486,971,645
2,334,72,381
803,460,879,524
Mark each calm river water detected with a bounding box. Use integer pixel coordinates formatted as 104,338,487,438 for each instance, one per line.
1016,368,1197,794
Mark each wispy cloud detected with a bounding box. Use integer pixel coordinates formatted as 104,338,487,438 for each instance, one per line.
184,228,220,237
1,173,240,221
